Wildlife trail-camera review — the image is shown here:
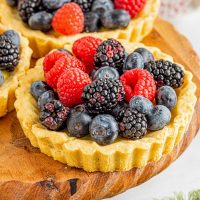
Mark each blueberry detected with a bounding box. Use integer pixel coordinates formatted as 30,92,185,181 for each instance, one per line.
92,0,114,17
101,9,131,29
129,96,153,115
6,0,18,6
111,102,129,121
90,114,118,145
3,30,20,47
123,52,144,72
42,0,70,10
58,48,73,55
92,66,119,80
30,81,52,100
28,11,53,32
146,105,171,131
84,12,100,33
38,90,57,110
156,86,177,110
0,70,5,86
134,48,154,63
67,105,92,138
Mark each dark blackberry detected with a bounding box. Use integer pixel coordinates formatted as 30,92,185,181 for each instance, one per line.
119,108,147,140
40,100,70,131
82,78,125,114
144,60,184,88
72,0,94,12
18,0,43,22
0,35,20,71
94,39,126,73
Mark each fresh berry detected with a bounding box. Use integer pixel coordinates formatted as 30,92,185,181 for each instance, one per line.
38,90,57,110
111,102,129,121
82,78,125,114
57,48,73,55
119,108,147,140
6,0,18,6
144,60,185,88
101,9,130,29
123,52,144,72
3,30,20,47
114,0,147,18
72,36,103,73
67,105,92,138
45,55,86,89
0,35,20,71
42,0,71,10
30,81,52,100
92,66,119,80
92,0,114,17
28,11,53,32
120,69,156,102
84,12,100,33
40,100,70,130
0,70,5,86
72,0,94,12
90,114,119,145
146,105,171,131
134,48,154,64
57,68,92,107
156,86,177,110
52,3,84,35
94,39,126,72
129,96,153,115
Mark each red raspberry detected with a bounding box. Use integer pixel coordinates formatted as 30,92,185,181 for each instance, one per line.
52,3,84,36
43,50,71,73
120,69,156,102
114,0,147,18
72,36,103,73
57,68,92,107
45,55,87,89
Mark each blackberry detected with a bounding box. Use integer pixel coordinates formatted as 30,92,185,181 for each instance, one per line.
144,60,184,88
82,78,125,114
72,0,94,12
40,100,70,131
0,35,20,71
94,39,126,73
111,102,129,121
119,108,147,140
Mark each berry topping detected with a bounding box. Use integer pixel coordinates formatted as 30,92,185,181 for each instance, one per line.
156,86,177,110
94,39,126,72
90,114,119,145
30,80,52,100
0,70,5,86
52,3,84,35
72,0,94,12
120,69,156,102
6,0,18,6
111,102,129,121
67,104,92,138
57,48,73,55
72,36,103,73
129,96,153,115
123,52,144,72
144,60,185,88
101,9,130,30
42,0,70,10
3,30,20,47
146,105,171,131
40,100,70,131
119,108,147,140
84,12,100,33
82,78,125,114
134,48,154,64
114,0,146,18
57,68,92,107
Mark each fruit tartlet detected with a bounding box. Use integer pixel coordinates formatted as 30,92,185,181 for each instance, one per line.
0,0,160,58
15,37,196,172
0,24,32,117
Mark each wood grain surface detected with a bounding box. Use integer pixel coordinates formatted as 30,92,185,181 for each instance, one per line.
0,18,199,200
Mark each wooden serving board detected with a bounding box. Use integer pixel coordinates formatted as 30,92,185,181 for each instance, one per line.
0,18,199,200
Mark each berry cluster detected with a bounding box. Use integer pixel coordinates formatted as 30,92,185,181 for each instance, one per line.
6,0,146,35
31,37,184,145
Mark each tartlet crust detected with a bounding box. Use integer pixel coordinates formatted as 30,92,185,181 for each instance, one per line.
0,0,160,58
15,41,197,172
0,24,32,117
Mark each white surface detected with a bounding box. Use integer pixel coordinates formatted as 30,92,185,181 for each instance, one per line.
109,8,200,200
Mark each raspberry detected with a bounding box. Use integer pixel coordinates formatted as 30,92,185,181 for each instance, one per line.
57,68,92,107
114,0,147,18
72,36,103,73
120,69,156,102
45,55,87,89
52,3,84,36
